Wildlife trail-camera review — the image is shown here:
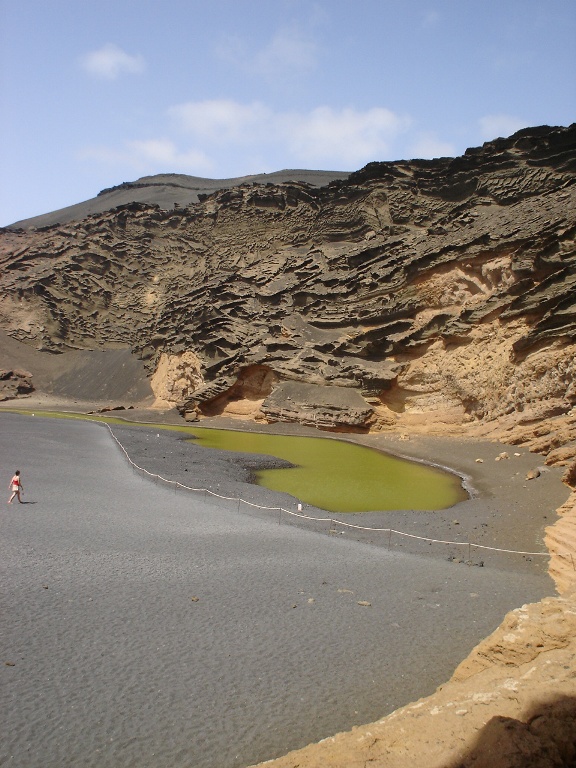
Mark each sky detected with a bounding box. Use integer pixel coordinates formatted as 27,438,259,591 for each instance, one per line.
1,0,575,226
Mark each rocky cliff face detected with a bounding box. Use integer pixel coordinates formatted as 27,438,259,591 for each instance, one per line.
2,124,575,463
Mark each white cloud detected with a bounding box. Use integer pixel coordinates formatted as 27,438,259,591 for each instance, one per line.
169,99,410,167
284,106,410,166
169,100,272,142
79,100,414,179
409,133,455,159
421,10,440,28
216,26,318,81
479,114,526,140
127,139,212,170
78,139,213,175
80,43,145,79
253,27,318,76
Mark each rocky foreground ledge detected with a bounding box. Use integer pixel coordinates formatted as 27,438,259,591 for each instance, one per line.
249,497,576,768
250,591,576,767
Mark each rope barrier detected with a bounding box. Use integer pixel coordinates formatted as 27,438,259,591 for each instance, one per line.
103,422,572,562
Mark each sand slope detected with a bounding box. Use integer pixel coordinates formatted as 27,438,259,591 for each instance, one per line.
0,413,554,768
6,170,349,230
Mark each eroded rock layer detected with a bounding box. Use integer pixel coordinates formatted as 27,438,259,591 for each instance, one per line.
1,124,575,448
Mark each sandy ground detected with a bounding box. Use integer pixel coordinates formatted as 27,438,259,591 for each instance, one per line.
97,407,567,575
0,408,566,768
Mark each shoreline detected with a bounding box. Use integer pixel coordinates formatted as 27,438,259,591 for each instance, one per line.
1,404,572,767
3,397,568,577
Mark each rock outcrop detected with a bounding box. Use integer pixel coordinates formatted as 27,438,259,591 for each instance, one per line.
0,368,33,401
546,492,576,595
1,124,575,455
262,380,374,428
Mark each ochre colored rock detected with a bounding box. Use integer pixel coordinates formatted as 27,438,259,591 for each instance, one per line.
248,590,576,768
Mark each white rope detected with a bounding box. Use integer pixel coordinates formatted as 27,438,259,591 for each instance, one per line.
103,422,571,562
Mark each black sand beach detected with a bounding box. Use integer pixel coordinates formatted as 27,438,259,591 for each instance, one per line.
110,412,567,575
0,412,563,768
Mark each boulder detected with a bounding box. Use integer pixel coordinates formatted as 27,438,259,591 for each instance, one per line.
262,381,373,428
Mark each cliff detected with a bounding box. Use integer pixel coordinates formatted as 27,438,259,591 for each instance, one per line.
1,125,575,460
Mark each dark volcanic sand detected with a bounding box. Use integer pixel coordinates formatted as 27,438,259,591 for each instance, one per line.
0,412,562,768
7,170,349,230
110,413,568,576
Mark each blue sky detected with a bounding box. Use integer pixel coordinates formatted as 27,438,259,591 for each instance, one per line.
1,0,574,226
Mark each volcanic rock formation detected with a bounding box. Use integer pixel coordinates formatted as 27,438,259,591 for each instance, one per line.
0,368,33,401
7,169,349,230
1,124,575,458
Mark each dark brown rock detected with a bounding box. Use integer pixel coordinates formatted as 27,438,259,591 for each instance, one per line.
0,124,575,436
0,369,34,401
262,381,373,428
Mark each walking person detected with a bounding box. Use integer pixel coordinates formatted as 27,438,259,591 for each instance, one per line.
8,470,23,504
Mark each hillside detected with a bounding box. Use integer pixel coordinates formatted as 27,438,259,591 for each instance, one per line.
6,169,349,230
1,125,575,451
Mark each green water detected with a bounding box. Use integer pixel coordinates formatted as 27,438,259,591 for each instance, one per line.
3,409,466,513
187,427,467,513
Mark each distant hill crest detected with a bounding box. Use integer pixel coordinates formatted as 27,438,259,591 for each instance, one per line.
8,169,350,230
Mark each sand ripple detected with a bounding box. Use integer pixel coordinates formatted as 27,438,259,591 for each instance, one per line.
0,414,553,768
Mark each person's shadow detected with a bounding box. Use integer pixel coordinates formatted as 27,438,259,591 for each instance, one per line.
444,695,576,767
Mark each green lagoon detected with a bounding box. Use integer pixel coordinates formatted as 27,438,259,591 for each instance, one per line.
187,427,467,513
5,410,467,513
